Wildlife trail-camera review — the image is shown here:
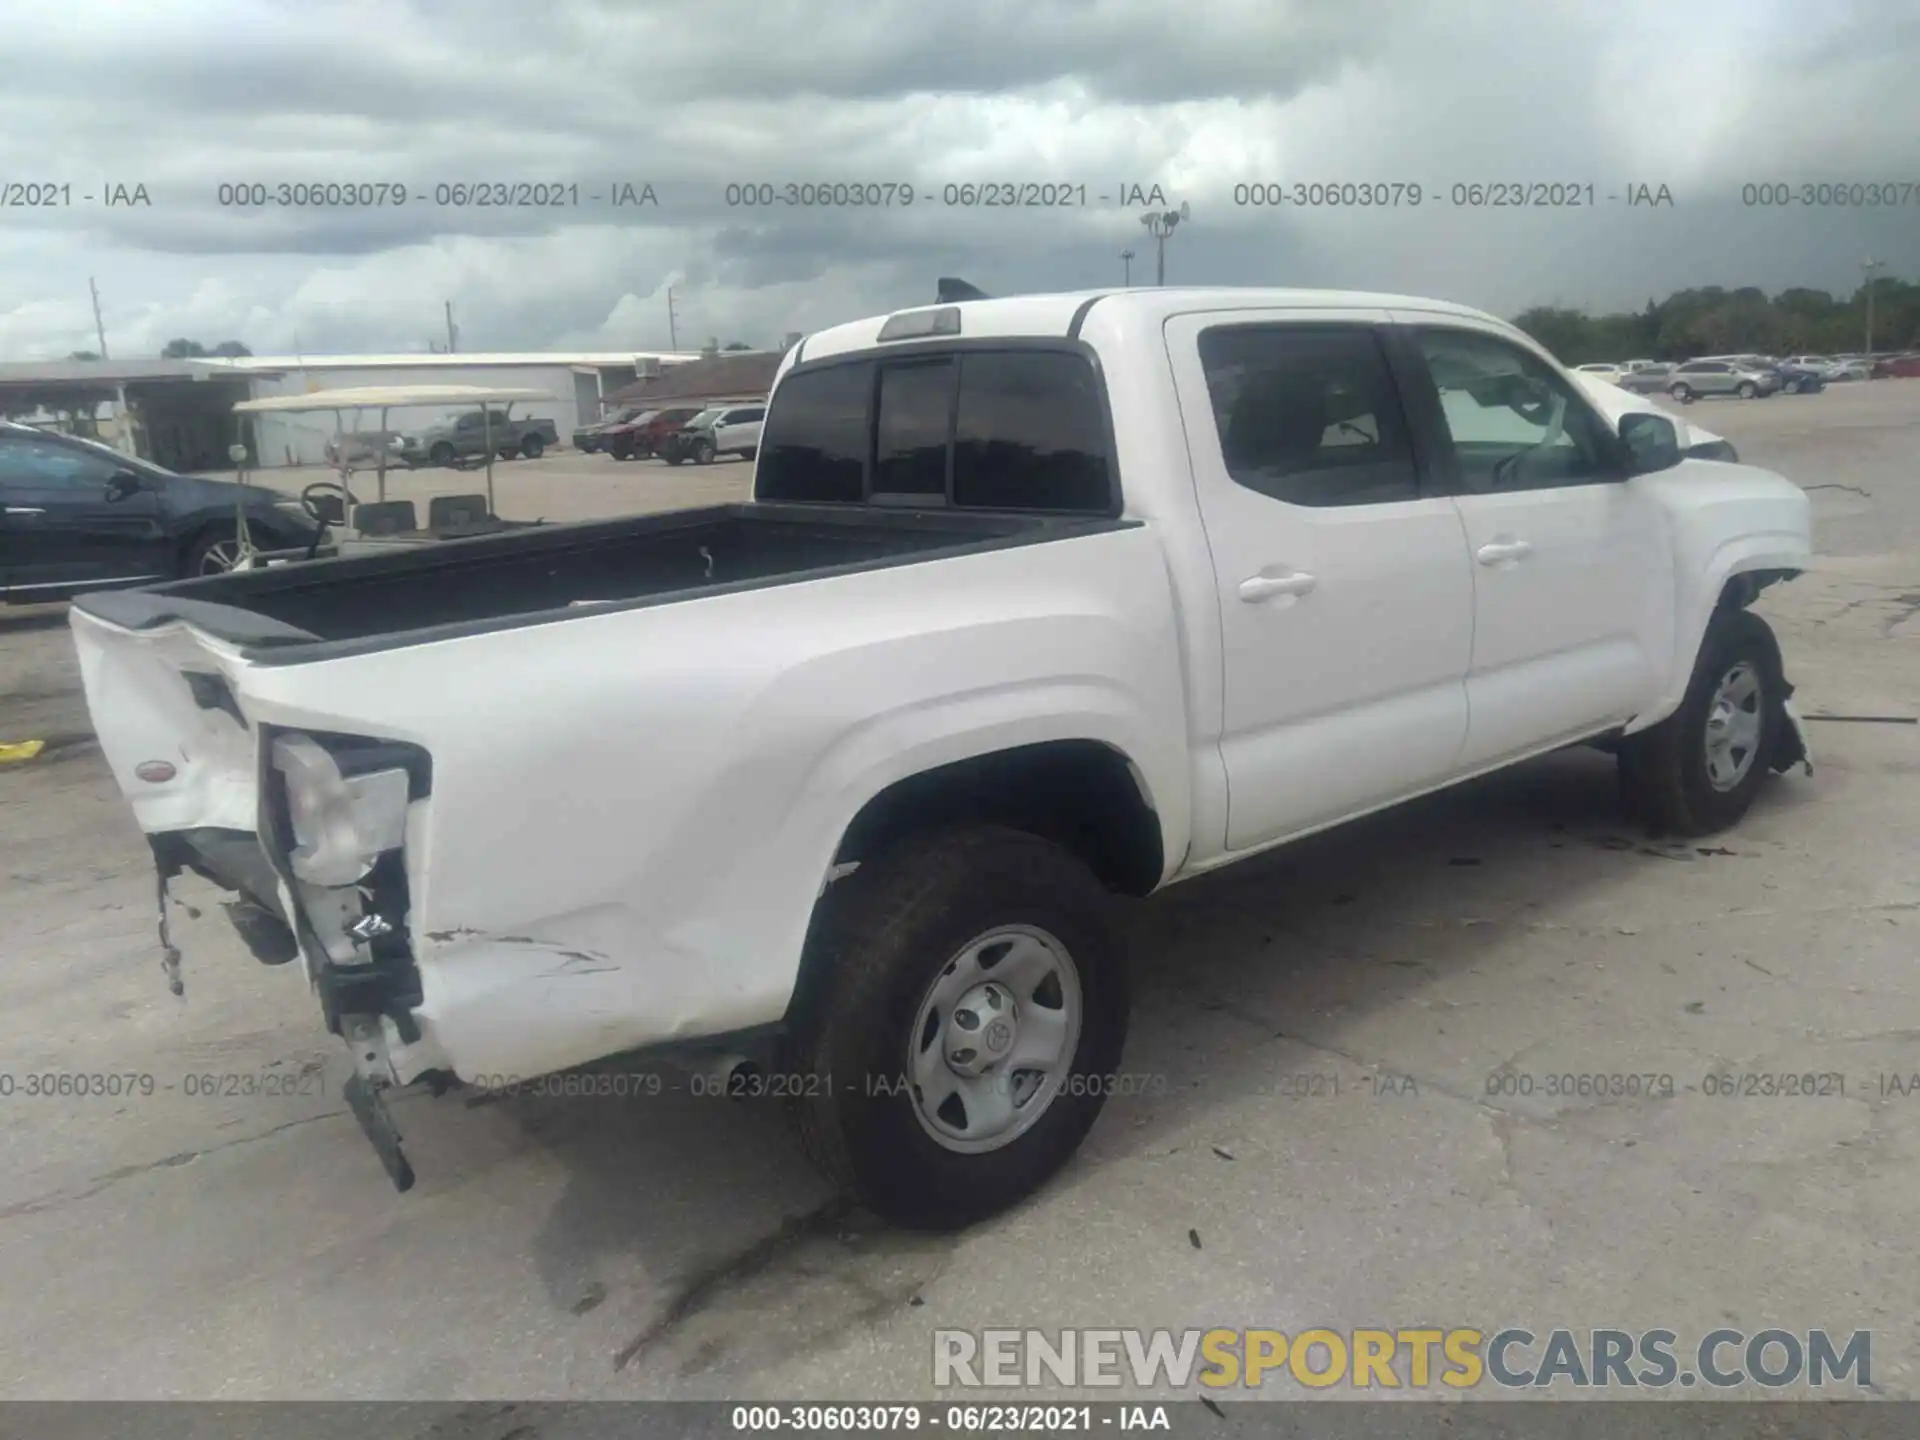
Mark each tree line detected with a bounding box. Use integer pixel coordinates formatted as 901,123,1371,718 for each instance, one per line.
1512,275,1917,364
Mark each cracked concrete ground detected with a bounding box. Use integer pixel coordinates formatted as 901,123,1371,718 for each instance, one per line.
0,387,1917,1402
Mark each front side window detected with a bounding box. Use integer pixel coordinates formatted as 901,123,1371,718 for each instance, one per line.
1416,327,1618,492
1197,324,1419,507
0,434,123,488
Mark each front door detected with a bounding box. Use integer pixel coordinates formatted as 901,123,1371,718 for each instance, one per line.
1397,321,1673,770
1167,311,1476,852
0,430,168,594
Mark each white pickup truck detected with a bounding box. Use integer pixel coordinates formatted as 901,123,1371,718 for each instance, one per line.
70,287,1813,1228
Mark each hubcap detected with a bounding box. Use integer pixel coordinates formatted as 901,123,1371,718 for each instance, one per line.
907,925,1082,1154
199,539,242,574
1703,661,1764,791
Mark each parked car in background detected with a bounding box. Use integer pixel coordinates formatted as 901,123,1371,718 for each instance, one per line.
659,403,766,466
1619,362,1677,395
1,421,326,601
1667,359,1779,402
396,410,560,467
1825,359,1875,382
571,406,645,454
1878,354,1920,378
1574,363,1626,383
1785,355,1834,375
604,406,705,460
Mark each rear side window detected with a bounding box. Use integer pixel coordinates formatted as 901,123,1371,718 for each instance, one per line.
1197,325,1419,506
757,349,1114,512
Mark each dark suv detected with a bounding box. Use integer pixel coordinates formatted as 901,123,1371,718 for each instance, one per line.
0,423,324,603
604,406,704,461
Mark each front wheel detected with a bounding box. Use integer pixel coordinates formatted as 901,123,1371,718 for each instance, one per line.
1669,383,1694,403
520,434,545,459
429,442,455,467
1619,608,1786,837
1737,381,1759,399
694,439,716,465
785,826,1129,1230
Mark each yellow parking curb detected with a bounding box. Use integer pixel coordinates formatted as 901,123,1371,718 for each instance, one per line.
0,740,46,763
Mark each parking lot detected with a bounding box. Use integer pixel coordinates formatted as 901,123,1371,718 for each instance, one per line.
1,385,1917,1402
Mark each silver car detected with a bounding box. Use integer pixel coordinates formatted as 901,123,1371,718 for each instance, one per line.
1667,359,1779,402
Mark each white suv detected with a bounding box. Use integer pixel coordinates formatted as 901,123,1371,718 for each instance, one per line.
663,404,766,465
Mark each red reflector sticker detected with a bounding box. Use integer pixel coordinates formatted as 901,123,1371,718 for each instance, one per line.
134,761,177,783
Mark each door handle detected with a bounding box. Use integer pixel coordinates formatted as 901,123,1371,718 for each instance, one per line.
1476,539,1533,565
1238,571,1317,602
3,506,46,515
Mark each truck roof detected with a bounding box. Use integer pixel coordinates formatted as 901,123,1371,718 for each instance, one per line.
795,287,1509,364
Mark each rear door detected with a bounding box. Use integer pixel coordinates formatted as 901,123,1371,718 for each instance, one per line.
1394,320,1672,769
1166,310,1476,850
0,429,169,594
714,406,765,453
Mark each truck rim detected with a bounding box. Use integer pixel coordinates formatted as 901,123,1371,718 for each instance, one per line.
1704,662,1764,791
906,924,1082,1154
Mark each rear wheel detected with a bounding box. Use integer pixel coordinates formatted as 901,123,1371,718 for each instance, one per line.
521,434,545,459
786,825,1129,1230
184,526,244,577
1619,608,1784,837
429,442,455,466
1669,383,1694,403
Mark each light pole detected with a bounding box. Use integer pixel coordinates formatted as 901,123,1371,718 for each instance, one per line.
1140,202,1190,285
1121,249,1135,286
1863,257,1885,357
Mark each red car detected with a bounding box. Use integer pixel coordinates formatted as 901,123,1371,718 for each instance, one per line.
1878,354,1920,379
604,406,704,461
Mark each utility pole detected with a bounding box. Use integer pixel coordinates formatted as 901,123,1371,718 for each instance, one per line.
444,301,458,354
88,277,109,359
666,287,680,350
1862,257,1885,357
1121,249,1135,286
1140,203,1189,285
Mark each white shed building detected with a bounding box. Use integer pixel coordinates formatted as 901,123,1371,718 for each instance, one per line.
198,351,701,466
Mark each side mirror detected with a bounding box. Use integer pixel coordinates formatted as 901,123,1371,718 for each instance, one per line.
1619,412,1681,475
104,469,146,501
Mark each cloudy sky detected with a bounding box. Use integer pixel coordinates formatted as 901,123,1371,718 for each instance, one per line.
1,0,1916,359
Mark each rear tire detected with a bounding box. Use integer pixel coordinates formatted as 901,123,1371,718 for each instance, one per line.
1618,608,1784,837
786,825,1129,1230
429,442,455,467
1669,383,1694,403
521,434,545,459
184,525,244,577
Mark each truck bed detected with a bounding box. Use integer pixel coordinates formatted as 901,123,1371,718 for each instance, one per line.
71,502,1127,662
